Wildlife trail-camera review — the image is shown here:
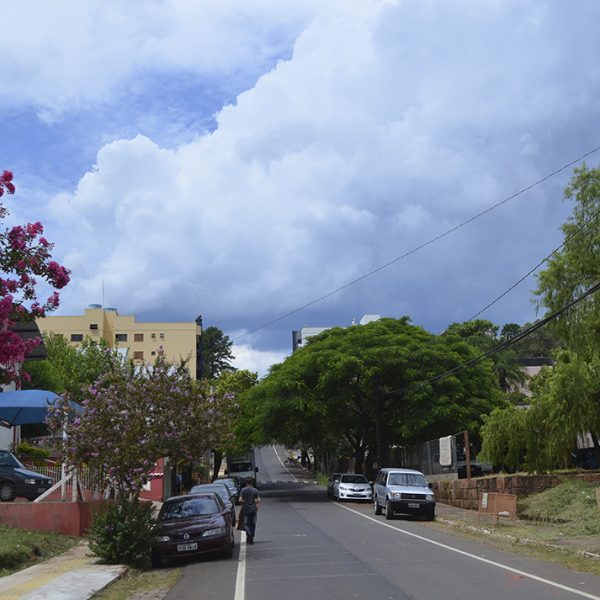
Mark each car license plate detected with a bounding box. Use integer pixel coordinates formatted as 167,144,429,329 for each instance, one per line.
37,488,47,493
177,542,198,552
407,502,420,509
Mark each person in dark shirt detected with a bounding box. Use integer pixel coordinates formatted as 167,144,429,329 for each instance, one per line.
240,478,260,544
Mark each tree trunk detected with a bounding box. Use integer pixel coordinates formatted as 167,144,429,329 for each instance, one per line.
373,384,388,468
212,450,223,481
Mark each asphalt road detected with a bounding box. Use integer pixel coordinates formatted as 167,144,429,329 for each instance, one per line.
166,446,600,600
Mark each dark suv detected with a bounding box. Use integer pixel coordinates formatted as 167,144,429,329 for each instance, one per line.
0,450,53,502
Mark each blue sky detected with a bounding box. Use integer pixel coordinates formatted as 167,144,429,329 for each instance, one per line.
2,1,600,374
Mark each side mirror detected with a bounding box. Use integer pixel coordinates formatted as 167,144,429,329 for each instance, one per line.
428,483,433,489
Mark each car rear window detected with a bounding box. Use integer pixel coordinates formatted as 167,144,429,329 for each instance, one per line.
229,461,253,473
191,486,230,501
160,497,219,520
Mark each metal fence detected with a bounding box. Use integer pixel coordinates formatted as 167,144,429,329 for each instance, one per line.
24,463,100,492
397,431,492,479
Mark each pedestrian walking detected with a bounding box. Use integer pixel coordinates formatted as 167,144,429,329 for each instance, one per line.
240,478,260,544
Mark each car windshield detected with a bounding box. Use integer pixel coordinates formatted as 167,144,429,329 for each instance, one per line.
191,485,230,502
160,497,220,520
0,450,23,468
387,473,428,487
340,475,369,484
228,462,253,473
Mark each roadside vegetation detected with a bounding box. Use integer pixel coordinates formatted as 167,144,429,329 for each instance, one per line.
519,479,600,536
0,525,79,577
433,479,600,576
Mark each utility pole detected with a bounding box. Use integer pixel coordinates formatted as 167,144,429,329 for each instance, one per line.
464,430,471,480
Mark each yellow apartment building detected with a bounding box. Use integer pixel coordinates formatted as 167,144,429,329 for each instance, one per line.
36,305,203,379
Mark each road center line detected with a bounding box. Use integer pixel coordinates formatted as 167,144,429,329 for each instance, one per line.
272,445,298,482
234,533,247,600
334,503,600,600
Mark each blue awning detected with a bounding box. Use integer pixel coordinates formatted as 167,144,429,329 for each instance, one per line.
0,389,81,427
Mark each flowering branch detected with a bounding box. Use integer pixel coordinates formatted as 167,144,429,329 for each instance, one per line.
0,170,70,385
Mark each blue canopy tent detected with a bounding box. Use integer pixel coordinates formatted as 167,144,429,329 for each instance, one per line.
0,389,81,428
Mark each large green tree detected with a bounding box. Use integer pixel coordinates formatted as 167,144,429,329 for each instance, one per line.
209,368,257,480
535,164,600,354
481,164,600,472
444,319,525,392
23,333,128,403
199,326,235,379
243,318,503,474
533,164,600,463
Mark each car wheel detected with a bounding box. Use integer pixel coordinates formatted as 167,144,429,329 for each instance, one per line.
222,539,234,559
425,509,435,521
150,550,162,568
374,497,382,515
0,482,16,502
385,499,393,520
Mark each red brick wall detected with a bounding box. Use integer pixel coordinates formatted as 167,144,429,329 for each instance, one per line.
432,472,600,511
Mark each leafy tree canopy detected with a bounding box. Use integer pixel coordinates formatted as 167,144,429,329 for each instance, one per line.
242,318,503,471
199,326,235,379
23,333,128,403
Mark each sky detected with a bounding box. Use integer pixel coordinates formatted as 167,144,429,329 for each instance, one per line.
2,0,600,376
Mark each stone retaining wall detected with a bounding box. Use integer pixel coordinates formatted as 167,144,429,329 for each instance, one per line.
431,472,600,511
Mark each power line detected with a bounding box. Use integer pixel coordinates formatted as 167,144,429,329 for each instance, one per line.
235,143,600,341
465,205,600,322
397,281,600,396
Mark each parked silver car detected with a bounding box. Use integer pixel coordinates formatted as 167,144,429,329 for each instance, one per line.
333,473,372,502
373,468,435,520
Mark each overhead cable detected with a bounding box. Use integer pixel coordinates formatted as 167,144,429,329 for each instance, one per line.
235,143,600,341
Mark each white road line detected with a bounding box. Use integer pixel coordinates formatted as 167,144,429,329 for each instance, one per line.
272,445,298,482
334,503,600,600
234,532,247,600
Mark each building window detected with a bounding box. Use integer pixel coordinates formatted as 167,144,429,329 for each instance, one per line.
151,351,156,356
133,351,144,360
159,333,165,339
151,333,156,339
134,333,144,342
89,324,98,330
115,333,128,342
70,334,83,342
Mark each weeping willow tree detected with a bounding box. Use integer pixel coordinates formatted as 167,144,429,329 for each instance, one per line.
481,164,600,472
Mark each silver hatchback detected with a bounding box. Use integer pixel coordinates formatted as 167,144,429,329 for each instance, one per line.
373,468,435,521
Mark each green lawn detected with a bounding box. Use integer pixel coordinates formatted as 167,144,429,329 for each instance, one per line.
0,524,79,577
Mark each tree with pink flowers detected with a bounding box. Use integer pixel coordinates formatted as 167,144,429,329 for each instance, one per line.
0,170,70,386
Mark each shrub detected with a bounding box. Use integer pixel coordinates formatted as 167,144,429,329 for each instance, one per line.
15,441,50,460
87,498,158,566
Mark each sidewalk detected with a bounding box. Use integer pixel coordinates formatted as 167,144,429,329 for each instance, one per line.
0,541,126,600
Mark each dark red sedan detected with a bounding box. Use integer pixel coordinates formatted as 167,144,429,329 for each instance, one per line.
151,492,235,567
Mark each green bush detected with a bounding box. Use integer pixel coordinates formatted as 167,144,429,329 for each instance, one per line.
15,441,50,460
87,498,158,566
